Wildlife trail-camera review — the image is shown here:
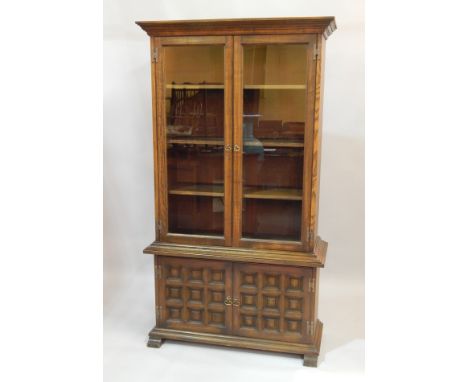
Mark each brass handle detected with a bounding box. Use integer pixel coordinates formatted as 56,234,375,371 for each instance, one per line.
224,296,233,306
233,144,241,152
232,298,240,307
225,144,232,152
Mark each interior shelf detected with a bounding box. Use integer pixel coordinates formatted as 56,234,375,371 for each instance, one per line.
243,187,302,201
168,137,303,148
168,137,224,145
246,140,304,148
166,84,305,90
166,84,224,89
168,184,224,197
244,85,306,90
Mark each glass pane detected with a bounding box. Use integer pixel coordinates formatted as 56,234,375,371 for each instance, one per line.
242,44,308,241
164,46,225,236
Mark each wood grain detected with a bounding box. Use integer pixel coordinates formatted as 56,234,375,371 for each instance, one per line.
232,36,243,247
223,36,234,246
136,17,336,39
310,35,326,250
144,237,328,267
148,319,323,355
302,34,318,251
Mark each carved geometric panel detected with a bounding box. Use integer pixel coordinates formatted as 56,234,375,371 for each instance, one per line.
286,297,303,314
188,268,203,283
208,269,225,285
208,290,225,305
286,276,303,292
241,293,257,307
167,265,183,283
263,273,281,290
241,314,257,329
263,295,279,310
241,272,258,288
168,307,182,321
158,257,232,334
233,263,313,344
166,286,183,301
188,287,204,303
262,316,280,332
188,308,203,324
208,310,225,328
286,319,302,333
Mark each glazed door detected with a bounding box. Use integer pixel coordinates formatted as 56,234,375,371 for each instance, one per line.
154,36,233,246
232,263,314,344
157,256,233,334
232,35,318,251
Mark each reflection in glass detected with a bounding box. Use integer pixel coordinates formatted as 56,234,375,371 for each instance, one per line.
242,44,308,242
164,45,225,236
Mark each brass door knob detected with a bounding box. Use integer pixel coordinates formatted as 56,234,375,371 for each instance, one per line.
232,298,240,307
233,144,241,152
225,144,232,152
224,296,233,306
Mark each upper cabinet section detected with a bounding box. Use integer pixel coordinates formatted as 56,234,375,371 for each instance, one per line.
138,18,336,255
136,17,336,39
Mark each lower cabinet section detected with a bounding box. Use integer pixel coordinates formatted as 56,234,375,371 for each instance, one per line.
157,257,233,334
151,256,322,366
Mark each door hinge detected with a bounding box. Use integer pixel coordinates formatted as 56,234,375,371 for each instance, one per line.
307,229,314,243
309,277,315,293
306,320,314,335
153,48,159,63
313,43,320,61
156,219,162,234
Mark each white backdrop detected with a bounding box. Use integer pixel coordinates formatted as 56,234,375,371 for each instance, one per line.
104,0,364,380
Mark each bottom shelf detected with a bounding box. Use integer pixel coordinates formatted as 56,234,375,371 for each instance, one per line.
168,194,224,236
242,198,302,241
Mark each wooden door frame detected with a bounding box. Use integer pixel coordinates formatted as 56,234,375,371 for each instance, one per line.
152,35,234,247
231,262,314,344
232,34,317,252
157,256,234,334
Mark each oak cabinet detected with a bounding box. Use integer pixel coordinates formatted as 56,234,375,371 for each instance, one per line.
137,17,336,367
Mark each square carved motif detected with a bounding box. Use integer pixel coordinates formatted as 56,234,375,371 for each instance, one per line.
166,286,182,300
208,311,225,327
286,297,303,313
262,316,280,332
287,276,303,291
263,295,279,310
263,274,280,290
241,272,257,287
188,268,203,282
241,314,257,329
188,308,203,323
168,307,182,320
209,270,225,284
167,265,183,282
208,290,225,304
286,319,302,333
189,288,203,303
241,293,257,307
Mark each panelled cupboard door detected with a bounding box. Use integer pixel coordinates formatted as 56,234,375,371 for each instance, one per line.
232,35,318,252
154,36,234,247
157,257,233,334
232,263,314,344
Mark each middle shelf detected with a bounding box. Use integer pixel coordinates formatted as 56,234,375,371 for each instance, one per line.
168,137,304,148
168,184,303,201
